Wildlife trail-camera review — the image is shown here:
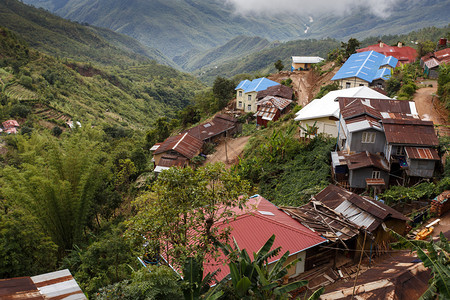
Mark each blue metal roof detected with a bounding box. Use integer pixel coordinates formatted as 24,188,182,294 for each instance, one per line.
381,56,398,68
235,79,251,91
332,51,397,83
373,68,392,80
235,78,279,93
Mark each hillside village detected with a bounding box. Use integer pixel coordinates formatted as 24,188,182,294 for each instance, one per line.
0,1,449,299
144,39,450,299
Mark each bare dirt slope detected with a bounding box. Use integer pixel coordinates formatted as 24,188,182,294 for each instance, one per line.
268,62,338,106
413,80,449,136
205,135,251,167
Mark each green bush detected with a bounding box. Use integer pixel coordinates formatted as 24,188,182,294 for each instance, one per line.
9,104,31,118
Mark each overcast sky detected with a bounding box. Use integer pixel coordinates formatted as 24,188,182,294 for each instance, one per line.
224,0,401,18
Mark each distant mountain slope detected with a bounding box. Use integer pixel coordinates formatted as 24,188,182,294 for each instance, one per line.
22,0,308,59
23,0,449,63
0,0,174,67
176,36,272,72
198,38,340,84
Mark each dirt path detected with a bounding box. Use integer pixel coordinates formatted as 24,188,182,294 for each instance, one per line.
205,136,250,167
413,80,449,127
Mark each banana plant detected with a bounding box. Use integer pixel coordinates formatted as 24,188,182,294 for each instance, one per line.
180,256,223,300
217,234,312,299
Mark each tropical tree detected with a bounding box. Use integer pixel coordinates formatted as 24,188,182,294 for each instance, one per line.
274,60,284,72
180,257,223,300
341,38,360,59
390,230,450,299
299,121,318,140
1,128,111,254
125,163,251,268
213,76,235,110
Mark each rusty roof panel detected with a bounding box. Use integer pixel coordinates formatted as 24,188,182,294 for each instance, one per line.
0,277,43,299
405,147,439,160
366,178,386,186
184,114,238,141
154,132,203,159
342,151,389,172
338,98,413,115
281,202,360,242
158,155,187,167
0,270,86,300
256,84,293,100
382,119,439,146
314,185,408,232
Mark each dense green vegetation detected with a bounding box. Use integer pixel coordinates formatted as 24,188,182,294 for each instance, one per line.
235,121,335,206
438,63,450,116
0,0,173,67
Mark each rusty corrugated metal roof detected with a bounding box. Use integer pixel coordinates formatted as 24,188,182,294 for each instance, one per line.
256,84,293,100
0,269,86,300
154,132,203,159
344,151,390,172
314,185,408,232
382,119,439,146
405,147,440,160
158,155,188,167
281,201,360,242
183,114,238,141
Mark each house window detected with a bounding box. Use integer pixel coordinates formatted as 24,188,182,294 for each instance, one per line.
238,91,242,97
395,146,405,156
238,101,242,108
372,171,381,179
247,104,251,111
362,132,376,143
248,94,252,101
359,84,364,86
346,82,351,88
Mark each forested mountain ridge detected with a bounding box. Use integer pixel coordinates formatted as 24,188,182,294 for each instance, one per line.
0,0,174,67
23,0,450,65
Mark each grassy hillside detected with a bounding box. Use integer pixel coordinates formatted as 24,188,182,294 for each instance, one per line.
198,38,340,84
175,36,272,72
0,0,173,67
0,27,201,129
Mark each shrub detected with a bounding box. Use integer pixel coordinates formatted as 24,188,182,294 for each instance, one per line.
9,104,31,118
51,126,63,137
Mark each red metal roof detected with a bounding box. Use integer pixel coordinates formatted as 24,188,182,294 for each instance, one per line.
2,119,19,129
154,132,203,159
203,195,325,282
356,43,417,64
405,147,440,160
382,119,439,146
